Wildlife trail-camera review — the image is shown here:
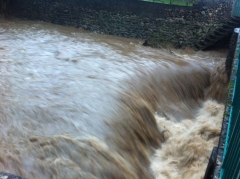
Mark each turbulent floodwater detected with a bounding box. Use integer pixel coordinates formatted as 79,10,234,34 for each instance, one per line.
0,18,228,179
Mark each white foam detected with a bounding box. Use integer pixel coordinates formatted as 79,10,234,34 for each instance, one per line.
151,100,224,179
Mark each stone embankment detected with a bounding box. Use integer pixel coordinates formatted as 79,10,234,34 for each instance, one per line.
5,0,233,48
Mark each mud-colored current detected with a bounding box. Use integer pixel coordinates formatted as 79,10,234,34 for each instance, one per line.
0,18,228,179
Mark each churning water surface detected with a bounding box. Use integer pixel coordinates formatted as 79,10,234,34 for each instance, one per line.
0,18,228,179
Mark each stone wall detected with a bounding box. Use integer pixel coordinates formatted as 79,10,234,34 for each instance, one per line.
0,0,9,16
7,0,234,47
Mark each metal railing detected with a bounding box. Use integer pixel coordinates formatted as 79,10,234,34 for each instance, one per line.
219,28,240,179
233,0,240,17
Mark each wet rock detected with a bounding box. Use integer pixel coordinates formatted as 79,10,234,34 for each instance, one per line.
0,172,25,179
201,11,206,16
142,40,148,46
203,6,208,10
82,25,88,29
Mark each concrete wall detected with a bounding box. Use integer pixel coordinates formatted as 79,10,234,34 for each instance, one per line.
6,0,235,47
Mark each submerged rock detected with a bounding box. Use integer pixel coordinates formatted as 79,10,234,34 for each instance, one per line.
0,172,25,179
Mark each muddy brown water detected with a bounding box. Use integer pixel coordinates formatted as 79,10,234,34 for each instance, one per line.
0,18,228,179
